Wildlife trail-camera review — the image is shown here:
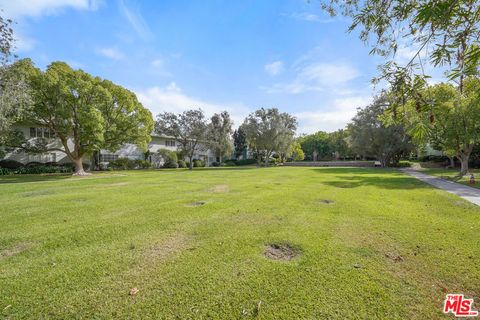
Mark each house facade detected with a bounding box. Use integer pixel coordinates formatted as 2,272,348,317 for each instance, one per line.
2,125,217,167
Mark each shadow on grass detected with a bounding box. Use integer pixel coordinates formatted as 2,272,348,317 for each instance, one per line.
312,167,429,190
190,166,257,171
0,174,72,184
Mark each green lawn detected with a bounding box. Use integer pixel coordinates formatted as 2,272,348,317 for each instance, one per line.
1,167,479,319
419,168,480,189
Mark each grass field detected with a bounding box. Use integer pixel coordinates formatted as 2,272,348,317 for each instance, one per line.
1,167,479,319
419,168,480,189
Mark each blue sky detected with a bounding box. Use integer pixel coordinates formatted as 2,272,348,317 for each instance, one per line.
1,0,392,133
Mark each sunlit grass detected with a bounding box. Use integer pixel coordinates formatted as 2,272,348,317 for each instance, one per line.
1,167,479,319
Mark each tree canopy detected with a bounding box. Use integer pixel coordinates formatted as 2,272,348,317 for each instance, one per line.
10,60,153,175
155,109,208,170
240,108,297,166
233,128,247,160
388,78,480,174
206,111,233,162
348,95,413,167
323,0,480,94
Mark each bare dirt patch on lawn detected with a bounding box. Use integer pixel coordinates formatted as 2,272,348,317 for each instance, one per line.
186,201,207,207
208,184,229,193
318,199,335,204
0,242,33,260
264,243,300,261
144,233,191,262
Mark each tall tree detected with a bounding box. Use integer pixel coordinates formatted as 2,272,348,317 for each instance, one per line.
11,60,153,175
207,111,233,162
392,79,480,175
297,131,331,161
233,128,247,160
348,95,413,167
0,15,32,158
155,109,208,170
240,108,297,166
328,129,351,160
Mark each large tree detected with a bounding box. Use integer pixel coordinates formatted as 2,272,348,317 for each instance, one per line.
11,60,153,175
297,131,331,161
0,15,32,158
155,109,208,170
240,108,297,166
232,128,247,160
393,79,480,175
348,96,413,167
206,111,233,162
328,129,352,160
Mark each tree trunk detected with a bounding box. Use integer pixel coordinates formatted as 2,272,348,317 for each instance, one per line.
189,154,193,170
447,155,455,168
459,154,469,176
72,157,90,176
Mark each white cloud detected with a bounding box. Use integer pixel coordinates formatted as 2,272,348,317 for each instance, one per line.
288,12,333,23
266,62,359,94
15,33,36,52
295,95,372,133
151,58,163,68
0,0,101,19
136,82,249,127
98,47,125,60
264,60,284,76
118,0,152,41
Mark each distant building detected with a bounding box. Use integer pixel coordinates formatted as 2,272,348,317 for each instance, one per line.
2,125,217,167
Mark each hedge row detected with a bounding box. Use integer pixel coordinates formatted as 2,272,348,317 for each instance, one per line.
0,166,73,175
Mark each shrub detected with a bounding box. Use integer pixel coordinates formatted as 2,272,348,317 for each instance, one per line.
134,159,151,169
0,159,23,169
193,159,205,167
211,161,220,167
0,168,12,175
224,160,236,166
110,157,130,170
177,160,187,168
0,165,73,175
235,159,256,166
158,149,178,168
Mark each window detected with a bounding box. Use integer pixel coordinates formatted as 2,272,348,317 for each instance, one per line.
165,140,176,147
29,127,56,139
28,153,56,163
100,153,119,162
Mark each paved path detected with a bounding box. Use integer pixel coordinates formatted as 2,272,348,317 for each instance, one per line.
400,169,480,206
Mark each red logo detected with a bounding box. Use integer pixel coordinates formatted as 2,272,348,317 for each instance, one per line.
444,294,478,317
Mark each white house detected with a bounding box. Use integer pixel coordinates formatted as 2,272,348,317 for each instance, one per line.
2,125,217,167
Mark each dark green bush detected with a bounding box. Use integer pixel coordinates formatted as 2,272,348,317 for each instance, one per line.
177,160,187,168
224,160,236,166
0,165,73,175
0,159,23,169
109,157,130,170
234,159,256,166
211,161,220,167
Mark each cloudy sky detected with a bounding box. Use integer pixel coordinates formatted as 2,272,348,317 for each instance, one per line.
0,0,393,134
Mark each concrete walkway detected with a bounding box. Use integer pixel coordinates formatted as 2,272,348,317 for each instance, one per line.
400,168,480,206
